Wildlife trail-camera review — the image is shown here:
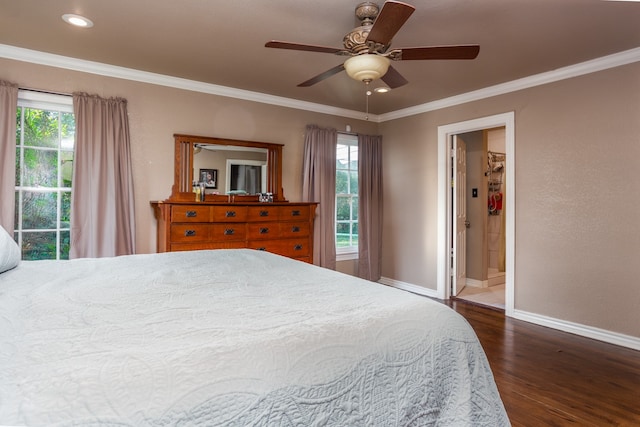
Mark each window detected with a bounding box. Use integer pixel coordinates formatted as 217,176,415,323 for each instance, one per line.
14,92,75,260
336,133,358,258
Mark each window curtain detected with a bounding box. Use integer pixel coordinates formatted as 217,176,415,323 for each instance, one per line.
358,133,383,281
0,81,18,233
70,93,135,258
302,125,337,269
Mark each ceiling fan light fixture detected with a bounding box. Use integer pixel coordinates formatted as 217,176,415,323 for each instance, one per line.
344,54,390,83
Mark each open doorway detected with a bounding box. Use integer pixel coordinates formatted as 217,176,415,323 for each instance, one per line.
436,112,515,317
455,128,506,310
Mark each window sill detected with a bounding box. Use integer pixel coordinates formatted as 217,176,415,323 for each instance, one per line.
336,251,359,262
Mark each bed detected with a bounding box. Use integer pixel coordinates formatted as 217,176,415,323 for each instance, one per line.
0,234,509,425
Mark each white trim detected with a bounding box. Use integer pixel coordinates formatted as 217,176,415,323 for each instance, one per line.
17,89,73,113
513,309,640,352
2,44,639,123
378,277,439,298
437,112,515,316
378,47,640,122
0,44,376,122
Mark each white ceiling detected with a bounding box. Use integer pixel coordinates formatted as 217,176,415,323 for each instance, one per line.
0,0,639,115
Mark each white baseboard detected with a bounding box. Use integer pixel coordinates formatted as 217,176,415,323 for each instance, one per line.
378,276,439,299
466,278,488,288
380,277,640,352
513,309,640,352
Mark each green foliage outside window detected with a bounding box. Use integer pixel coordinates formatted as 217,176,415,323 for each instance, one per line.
14,105,75,260
336,141,358,249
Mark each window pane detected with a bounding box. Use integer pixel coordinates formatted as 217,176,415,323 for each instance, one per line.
336,144,349,168
352,197,358,220
15,147,20,185
23,148,58,187
350,171,359,195
22,231,57,260
23,108,60,148
350,145,358,168
61,151,73,187
61,191,71,228
14,191,19,229
22,191,57,229
60,112,75,148
60,230,71,260
16,107,22,146
336,197,351,221
336,170,348,194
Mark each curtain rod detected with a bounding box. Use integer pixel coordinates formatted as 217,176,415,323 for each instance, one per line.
19,87,72,97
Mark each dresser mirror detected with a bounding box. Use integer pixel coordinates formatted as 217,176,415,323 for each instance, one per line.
171,134,285,202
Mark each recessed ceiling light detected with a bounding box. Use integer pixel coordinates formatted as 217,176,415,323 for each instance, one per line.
374,86,391,94
62,14,94,28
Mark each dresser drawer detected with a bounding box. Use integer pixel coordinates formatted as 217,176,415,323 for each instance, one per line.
170,241,247,252
211,206,248,222
170,224,210,243
246,222,279,240
247,205,280,222
248,238,310,257
279,205,310,221
278,221,310,238
171,205,210,223
209,223,246,242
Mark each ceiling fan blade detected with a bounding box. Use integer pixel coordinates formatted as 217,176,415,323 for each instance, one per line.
381,65,408,89
366,1,415,46
297,64,346,87
398,45,480,61
265,41,347,55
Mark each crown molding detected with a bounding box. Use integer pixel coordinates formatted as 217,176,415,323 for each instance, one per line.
0,43,376,122
2,43,638,123
378,47,640,122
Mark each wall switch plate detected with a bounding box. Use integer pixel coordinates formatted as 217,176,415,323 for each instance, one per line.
472,188,478,197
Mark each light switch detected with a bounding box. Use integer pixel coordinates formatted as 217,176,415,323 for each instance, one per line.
472,188,478,197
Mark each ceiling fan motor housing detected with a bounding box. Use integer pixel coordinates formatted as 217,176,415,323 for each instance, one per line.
344,2,386,55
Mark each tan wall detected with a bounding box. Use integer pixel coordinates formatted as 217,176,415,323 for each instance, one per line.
0,58,377,255
380,62,640,338
2,57,639,339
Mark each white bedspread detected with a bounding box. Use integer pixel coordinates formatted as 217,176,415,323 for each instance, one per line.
0,249,509,426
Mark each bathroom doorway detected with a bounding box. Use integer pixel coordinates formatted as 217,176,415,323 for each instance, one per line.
436,112,515,317
455,128,506,310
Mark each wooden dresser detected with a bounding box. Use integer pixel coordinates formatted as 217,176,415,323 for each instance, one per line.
151,201,317,263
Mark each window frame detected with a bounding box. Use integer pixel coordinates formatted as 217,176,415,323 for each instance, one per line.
335,133,359,261
15,90,74,260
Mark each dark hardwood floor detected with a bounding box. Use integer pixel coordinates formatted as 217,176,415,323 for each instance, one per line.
446,299,640,426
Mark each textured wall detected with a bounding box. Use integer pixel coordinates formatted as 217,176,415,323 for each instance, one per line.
380,62,640,338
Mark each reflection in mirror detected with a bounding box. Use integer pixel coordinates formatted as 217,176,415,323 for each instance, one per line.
193,144,267,194
227,160,267,194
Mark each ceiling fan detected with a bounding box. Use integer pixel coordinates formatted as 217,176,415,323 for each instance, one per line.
265,1,480,89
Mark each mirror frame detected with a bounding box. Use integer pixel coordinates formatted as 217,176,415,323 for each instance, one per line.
170,134,286,202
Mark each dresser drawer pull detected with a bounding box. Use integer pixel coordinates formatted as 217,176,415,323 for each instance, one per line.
259,210,269,217
185,210,197,217
291,210,301,216
224,228,235,235
294,244,303,251
256,247,266,251
225,211,236,218
184,229,196,237
260,227,270,234
291,226,300,233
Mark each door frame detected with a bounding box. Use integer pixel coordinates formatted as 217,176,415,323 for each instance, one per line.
436,112,515,316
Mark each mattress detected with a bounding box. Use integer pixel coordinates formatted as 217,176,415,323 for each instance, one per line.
0,249,509,426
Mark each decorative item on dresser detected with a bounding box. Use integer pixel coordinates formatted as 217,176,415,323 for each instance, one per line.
151,134,317,263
